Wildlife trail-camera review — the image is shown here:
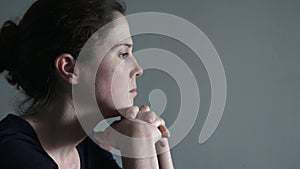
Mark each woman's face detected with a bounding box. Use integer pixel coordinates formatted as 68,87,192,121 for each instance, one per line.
94,13,143,118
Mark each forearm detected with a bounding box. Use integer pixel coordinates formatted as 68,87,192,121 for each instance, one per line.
158,151,174,169
122,156,159,169
156,138,174,169
121,141,159,169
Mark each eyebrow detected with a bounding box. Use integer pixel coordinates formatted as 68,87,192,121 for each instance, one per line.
112,43,133,49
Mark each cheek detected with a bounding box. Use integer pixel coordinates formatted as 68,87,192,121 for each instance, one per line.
95,61,132,110
95,67,114,99
112,70,129,90
110,63,134,109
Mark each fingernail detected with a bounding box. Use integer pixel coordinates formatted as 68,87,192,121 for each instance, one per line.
140,105,150,112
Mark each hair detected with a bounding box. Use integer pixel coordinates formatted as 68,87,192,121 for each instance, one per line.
0,0,126,113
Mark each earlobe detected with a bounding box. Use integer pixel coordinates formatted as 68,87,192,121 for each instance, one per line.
68,73,79,85
54,53,79,85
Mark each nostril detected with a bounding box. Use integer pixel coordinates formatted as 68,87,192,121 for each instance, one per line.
136,68,143,77
130,66,143,78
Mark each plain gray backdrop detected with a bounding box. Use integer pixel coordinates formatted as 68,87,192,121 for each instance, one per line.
1,0,300,168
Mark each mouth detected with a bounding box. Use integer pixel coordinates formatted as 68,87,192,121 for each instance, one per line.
129,88,137,94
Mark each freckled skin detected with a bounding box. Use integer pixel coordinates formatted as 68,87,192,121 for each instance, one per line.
94,13,142,119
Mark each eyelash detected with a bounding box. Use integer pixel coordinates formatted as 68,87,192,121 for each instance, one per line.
119,52,129,59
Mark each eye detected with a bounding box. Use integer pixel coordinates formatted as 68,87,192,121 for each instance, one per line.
119,52,129,59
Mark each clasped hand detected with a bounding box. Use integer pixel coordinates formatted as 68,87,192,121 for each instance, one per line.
94,105,170,157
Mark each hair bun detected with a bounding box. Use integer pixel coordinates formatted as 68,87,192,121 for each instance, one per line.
0,20,19,73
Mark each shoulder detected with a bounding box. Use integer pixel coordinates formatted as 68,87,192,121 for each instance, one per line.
0,137,56,168
0,114,56,169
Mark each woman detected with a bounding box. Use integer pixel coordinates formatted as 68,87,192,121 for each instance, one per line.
0,0,174,168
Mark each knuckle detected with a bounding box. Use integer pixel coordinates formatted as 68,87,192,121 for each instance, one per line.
145,111,156,122
131,106,139,111
140,104,148,109
126,106,139,118
140,105,150,112
149,111,156,117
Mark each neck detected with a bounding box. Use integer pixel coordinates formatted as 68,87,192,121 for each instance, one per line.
22,94,104,158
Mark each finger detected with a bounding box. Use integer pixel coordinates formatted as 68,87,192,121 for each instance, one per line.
151,117,170,138
124,106,139,119
136,111,156,123
144,111,156,123
151,117,165,127
152,126,163,143
135,105,154,122
159,125,171,138
139,105,150,113
139,105,157,122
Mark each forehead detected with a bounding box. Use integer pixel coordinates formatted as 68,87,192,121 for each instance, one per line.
85,14,132,61
76,13,132,65
110,14,131,42
94,13,132,49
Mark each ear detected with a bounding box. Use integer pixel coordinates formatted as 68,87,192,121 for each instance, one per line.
54,53,79,85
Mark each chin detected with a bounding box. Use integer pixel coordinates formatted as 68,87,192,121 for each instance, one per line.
98,98,134,119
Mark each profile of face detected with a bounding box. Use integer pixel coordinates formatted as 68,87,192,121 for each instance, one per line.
92,12,143,118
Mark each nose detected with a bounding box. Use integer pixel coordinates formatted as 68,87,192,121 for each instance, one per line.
130,58,143,78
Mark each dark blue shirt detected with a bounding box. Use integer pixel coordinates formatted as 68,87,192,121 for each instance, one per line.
0,114,121,169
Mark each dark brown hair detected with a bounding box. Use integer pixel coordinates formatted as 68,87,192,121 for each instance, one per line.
0,0,125,113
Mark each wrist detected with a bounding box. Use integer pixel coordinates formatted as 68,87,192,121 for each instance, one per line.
120,137,157,158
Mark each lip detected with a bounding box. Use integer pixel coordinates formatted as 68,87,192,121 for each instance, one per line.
129,88,137,93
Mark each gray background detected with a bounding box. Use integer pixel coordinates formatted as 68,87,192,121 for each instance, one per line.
1,0,300,168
